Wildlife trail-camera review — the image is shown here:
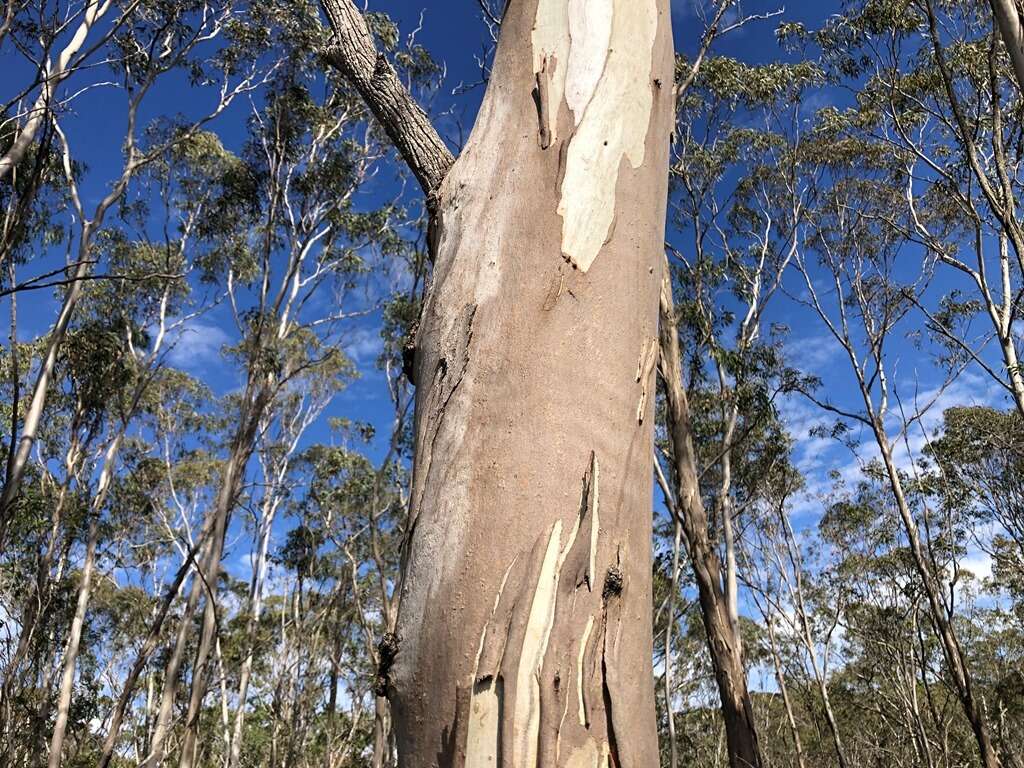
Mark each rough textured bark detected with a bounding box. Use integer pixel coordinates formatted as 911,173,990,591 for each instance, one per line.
321,2,674,766
320,0,454,198
658,272,764,768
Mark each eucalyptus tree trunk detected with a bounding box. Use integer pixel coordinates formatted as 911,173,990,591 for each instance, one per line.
991,0,1024,91
322,1,674,765
146,384,268,768
658,273,764,768
46,433,123,768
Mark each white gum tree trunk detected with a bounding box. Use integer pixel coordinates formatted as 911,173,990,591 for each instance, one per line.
323,2,674,766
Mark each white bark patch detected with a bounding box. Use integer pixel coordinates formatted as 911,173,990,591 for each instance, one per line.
565,0,614,123
466,677,503,767
577,614,595,726
512,509,590,766
465,555,521,767
565,738,611,768
513,520,565,767
473,557,519,678
555,0,658,272
635,339,658,424
531,0,569,145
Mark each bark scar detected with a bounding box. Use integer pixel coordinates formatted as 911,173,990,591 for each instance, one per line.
373,632,400,697
534,55,556,150
635,338,658,424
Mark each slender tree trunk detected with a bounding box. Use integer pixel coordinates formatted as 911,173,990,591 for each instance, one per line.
777,503,849,768
874,433,1001,768
765,614,806,768
135,371,267,768
45,514,98,768
177,564,221,768
663,517,683,768
228,501,278,768
659,271,764,768
141,514,227,768
46,431,125,768
0,232,92,541
95,541,202,768
991,0,1024,92
371,696,391,768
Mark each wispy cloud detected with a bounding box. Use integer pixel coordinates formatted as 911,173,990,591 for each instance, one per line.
166,319,231,370
344,326,383,366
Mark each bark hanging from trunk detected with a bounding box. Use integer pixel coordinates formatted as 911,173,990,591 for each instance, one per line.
658,271,764,768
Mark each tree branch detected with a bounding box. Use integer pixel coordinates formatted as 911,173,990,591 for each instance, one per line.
320,0,454,201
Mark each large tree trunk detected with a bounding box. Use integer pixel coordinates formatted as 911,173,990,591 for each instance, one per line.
658,272,764,768
322,1,675,764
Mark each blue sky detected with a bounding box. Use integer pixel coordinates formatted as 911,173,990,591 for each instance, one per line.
5,0,1016,594
4,0,838,454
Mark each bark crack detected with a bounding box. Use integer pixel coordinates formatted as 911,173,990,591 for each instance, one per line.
534,55,556,150
634,338,658,424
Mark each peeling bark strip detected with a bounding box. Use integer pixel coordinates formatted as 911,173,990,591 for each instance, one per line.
535,56,555,150
361,0,675,765
635,338,657,424
532,0,659,272
461,454,630,768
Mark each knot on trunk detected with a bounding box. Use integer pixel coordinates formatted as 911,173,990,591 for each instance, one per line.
374,631,400,697
402,321,419,384
602,566,623,600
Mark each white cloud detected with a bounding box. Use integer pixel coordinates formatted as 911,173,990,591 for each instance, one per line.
343,326,383,366
959,550,994,583
785,332,843,374
166,319,231,369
